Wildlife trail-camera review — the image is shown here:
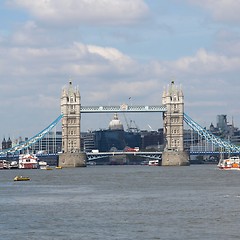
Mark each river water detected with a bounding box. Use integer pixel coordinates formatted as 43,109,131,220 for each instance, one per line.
1,164,240,240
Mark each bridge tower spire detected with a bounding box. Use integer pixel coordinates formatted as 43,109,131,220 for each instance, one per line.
59,80,86,167
162,81,189,166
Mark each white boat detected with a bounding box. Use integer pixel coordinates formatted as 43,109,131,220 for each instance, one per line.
148,160,159,166
218,156,240,170
19,153,38,169
38,160,48,170
0,160,10,169
10,161,19,169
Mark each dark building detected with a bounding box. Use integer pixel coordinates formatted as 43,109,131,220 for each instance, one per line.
2,137,12,150
140,129,164,150
92,113,163,152
93,113,141,152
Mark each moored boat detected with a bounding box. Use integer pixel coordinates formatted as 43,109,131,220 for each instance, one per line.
39,160,48,170
14,176,30,181
148,160,160,166
0,160,10,169
10,161,18,169
19,153,38,169
218,156,240,170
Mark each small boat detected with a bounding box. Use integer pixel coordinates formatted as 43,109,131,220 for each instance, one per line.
39,160,48,170
0,160,10,169
10,161,18,169
45,166,53,170
55,166,62,169
14,176,30,181
148,160,160,166
218,156,240,170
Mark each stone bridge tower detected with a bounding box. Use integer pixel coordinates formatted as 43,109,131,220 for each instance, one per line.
59,81,86,167
162,81,189,166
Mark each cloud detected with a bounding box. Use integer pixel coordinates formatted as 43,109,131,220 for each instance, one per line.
166,49,240,75
8,0,149,26
188,0,240,23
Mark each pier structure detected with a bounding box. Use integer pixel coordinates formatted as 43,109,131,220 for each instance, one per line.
162,81,189,166
58,81,86,167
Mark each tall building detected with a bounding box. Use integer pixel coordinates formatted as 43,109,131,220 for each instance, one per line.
217,115,228,132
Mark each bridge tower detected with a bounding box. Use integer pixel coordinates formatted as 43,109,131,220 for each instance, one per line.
162,81,189,166
58,80,86,167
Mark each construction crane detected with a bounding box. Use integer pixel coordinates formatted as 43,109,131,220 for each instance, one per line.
122,113,140,132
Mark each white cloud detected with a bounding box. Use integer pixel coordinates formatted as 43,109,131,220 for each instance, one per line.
8,0,149,26
169,49,240,75
188,0,240,23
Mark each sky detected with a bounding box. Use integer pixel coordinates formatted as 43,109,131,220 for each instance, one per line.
1,0,240,139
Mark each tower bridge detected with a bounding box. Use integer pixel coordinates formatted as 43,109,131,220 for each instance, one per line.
58,80,189,167
1,80,240,166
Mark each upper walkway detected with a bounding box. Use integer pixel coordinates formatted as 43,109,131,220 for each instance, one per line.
80,105,166,113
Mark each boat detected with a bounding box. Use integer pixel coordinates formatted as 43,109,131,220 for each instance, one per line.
148,160,160,166
86,161,96,166
218,156,240,170
9,161,19,169
18,153,38,169
14,176,30,181
38,160,48,170
55,166,62,169
0,160,10,169
45,166,53,170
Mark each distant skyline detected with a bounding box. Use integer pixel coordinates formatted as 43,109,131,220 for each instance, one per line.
1,0,240,139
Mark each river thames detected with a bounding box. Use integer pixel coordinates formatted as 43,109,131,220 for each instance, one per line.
1,164,240,240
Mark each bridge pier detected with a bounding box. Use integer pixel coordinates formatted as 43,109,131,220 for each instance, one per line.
162,81,190,166
59,152,86,167
162,150,189,166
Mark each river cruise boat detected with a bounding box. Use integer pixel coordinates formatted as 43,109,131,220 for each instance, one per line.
19,153,38,169
218,156,240,170
148,160,160,166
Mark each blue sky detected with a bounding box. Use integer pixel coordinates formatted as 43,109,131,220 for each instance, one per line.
0,0,240,139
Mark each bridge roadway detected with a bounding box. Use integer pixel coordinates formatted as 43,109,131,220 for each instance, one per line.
86,151,237,160
86,151,162,160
